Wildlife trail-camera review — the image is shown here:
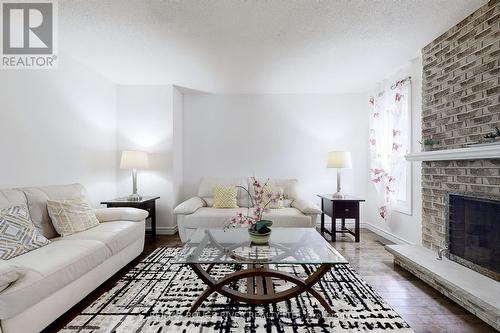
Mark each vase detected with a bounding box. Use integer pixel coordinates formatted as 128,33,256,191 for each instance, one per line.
248,228,271,245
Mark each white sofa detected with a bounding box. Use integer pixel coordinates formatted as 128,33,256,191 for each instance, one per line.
175,178,321,242
0,184,148,333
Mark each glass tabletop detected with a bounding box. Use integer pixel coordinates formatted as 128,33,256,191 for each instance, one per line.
172,228,347,265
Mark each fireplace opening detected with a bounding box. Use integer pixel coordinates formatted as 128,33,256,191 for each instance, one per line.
447,194,500,281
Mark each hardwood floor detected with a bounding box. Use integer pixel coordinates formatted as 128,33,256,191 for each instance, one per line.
332,229,496,333
44,229,496,333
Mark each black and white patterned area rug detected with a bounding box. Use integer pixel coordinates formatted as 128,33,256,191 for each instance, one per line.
61,248,414,332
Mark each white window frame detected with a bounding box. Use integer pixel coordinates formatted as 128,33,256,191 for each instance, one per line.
393,85,413,215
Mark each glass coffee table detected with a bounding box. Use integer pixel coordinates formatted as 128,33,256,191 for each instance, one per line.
172,227,347,314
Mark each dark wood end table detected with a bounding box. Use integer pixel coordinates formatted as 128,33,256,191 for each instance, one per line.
101,196,160,239
317,195,365,242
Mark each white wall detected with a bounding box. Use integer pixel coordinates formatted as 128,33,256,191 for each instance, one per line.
364,57,423,245
116,85,179,233
172,87,184,210
183,93,370,215
0,55,117,205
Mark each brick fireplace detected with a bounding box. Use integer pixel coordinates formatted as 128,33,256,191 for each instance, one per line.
386,1,500,330
421,0,500,252
447,193,500,281
421,159,500,251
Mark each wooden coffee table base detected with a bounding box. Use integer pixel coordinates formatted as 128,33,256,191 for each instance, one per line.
188,263,334,314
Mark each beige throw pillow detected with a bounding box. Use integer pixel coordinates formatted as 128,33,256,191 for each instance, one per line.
47,197,99,236
263,186,285,209
0,205,50,260
213,185,238,208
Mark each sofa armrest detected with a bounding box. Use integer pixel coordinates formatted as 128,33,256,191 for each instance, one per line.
0,262,25,293
292,198,322,215
174,197,205,215
94,208,148,222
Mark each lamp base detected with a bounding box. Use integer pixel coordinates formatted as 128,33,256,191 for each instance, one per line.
128,193,142,201
332,191,344,199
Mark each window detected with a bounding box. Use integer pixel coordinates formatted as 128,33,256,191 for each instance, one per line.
394,83,412,215
369,77,412,219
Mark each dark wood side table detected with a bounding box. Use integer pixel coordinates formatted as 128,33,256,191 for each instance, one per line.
101,196,160,239
317,195,365,242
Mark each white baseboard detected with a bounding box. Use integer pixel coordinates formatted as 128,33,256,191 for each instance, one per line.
322,219,367,228
325,218,412,244
146,226,178,235
363,222,413,245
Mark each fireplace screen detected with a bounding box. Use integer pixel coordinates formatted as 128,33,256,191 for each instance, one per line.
448,194,500,281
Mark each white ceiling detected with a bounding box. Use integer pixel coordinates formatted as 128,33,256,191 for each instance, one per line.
60,0,486,93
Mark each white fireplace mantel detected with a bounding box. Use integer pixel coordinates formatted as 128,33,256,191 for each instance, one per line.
405,144,500,161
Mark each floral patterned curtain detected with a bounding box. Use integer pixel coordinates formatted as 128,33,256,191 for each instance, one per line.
369,79,410,220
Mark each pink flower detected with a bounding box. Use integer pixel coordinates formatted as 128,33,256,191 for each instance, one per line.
395,93,402,102
379,206,386,219
392,142,402,151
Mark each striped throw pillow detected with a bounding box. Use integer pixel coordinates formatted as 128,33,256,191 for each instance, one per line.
47,197,99,236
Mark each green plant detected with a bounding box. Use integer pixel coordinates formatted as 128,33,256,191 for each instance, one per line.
420,138,439,146
253,220,272,234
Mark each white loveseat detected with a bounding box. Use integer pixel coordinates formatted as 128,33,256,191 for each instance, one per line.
175,178,321,242
0,184,147,333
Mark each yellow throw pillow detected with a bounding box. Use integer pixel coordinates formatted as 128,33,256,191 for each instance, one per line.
47,197,99,236
213,185,238,208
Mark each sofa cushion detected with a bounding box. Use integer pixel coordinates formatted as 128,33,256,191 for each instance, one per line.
183,207,248,229
0,239,110,319
57,221,144,255
263,185,285,209
263,208,315,227
248,178,299,206
273,179,300,201
0,189,27,210
21,184,88,239
0,261,26,293
198,178,250,208
182,207,313,229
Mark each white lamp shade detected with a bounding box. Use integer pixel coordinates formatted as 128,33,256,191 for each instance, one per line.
326,151,352,169
120,150,149,169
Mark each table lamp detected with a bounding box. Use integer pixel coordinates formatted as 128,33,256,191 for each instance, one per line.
120,150,149,201
327,151,352,198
